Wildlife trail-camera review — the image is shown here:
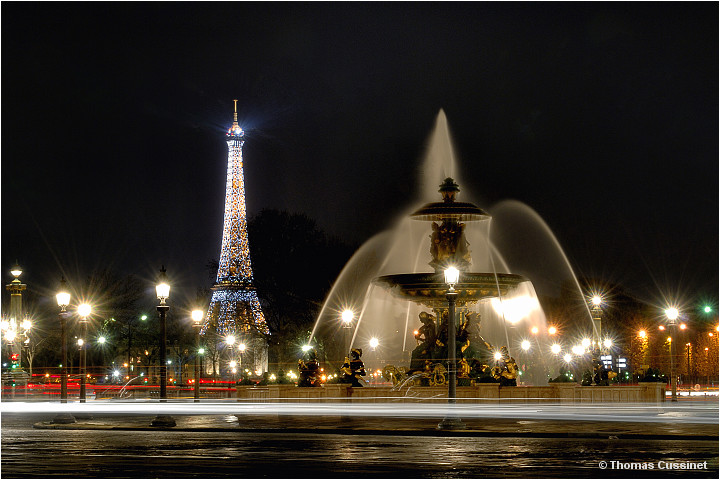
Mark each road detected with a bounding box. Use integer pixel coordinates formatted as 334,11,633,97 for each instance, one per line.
1,402,718,478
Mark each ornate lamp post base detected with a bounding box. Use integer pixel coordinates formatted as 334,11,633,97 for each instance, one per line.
150,415,177,427
437,415,466,430
51,413,77,424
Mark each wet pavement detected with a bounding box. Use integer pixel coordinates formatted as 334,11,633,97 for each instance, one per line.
2,411,718,478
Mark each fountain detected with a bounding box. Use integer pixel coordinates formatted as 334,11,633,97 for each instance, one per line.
373,177,528,386
308,111,559,387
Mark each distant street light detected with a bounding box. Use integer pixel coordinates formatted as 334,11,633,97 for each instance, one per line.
665,307,679,402
548,326,557,335
341,309,354,354
191,309,204,402
77,303,92,403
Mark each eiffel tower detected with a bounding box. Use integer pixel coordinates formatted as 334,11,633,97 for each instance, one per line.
203,100,269,374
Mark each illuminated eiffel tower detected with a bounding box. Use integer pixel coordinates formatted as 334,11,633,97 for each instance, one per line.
203,100,269,374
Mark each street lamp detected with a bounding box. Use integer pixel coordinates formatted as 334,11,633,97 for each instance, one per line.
548,326,557,335
665,307,679,402
438,266,464,430
151,266,175,428
52,278,75,424
191,309,204,402
77,303,91,403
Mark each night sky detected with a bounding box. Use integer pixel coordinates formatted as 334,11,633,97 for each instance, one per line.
2,3,717,310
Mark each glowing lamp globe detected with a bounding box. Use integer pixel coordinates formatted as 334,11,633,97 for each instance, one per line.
98,336,106,344
548,326,557,335
591,295,602,307
530,326,539,334
493,351,502,360
156,267,170,303
301,345,312,352
550,344,561,355
21,319,32,331
603,338,613,348
638,330,647,338
238,343,246,352
521,340,531,351
191,310,204,326
56,279,71,310
78,303,92,319
225,335,236,346
665,307,679,322
156,283,170,302
444,266,460,287
704,306,712,314
341,310,354,325
563,353,572,363
581,338,591,348
10,265,22,278
4,329,16,343
369,337,380,349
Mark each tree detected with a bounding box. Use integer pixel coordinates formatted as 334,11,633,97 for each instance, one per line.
204,209,353,372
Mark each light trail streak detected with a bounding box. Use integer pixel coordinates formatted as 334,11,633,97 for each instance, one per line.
1,401,717,424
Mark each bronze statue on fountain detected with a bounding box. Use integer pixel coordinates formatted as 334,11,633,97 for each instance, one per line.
298,348,322,387
340,348,367,387
375,178,528,388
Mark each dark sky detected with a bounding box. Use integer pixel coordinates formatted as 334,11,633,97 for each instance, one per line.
2,2,718,310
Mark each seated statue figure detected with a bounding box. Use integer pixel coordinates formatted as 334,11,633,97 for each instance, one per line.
429,220,472,271
497,346,518,386
410,312,437,372
340,348,366,387
298,348,321,387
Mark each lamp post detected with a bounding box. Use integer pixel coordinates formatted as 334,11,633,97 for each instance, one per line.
438,266,464,430
685,343,692,385
225,334,236,382
191,310,203,402
341,309,354,354
238,342,246,373
665,307,679,402
77,304,91,403
151,266,175,427
52,278,75,424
